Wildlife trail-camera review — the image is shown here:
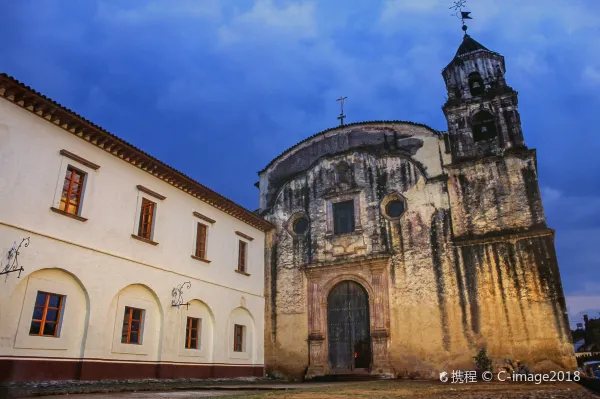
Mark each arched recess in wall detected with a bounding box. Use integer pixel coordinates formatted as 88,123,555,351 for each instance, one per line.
227,306,256,363
471,110,498,142
177,299,215,362
7,268,90,357
106,283,163,361
468,72,485,96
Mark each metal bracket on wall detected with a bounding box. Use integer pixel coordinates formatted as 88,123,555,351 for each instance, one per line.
171,281,191,310
0,237,30,281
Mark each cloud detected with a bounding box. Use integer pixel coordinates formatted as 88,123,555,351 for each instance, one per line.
583,66,600,86
96,0,222,24
217,0,317,46
1,0,599,302
566,295,600,328
541,186,600,227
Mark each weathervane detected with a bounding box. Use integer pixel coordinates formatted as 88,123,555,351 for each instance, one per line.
450,0,473,34
336,96,347,127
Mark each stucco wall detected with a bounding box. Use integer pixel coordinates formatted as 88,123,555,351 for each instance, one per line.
0,98,265,379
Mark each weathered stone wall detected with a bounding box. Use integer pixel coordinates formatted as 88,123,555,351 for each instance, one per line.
263,144,445,378
261,123,575,380
388,213,574,376
446,151,546,238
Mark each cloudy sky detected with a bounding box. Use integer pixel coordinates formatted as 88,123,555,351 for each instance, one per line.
1,0,599,327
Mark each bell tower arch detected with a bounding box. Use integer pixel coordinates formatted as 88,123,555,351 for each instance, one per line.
442,32,525,161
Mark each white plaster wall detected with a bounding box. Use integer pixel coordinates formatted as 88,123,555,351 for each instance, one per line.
0,99,265,366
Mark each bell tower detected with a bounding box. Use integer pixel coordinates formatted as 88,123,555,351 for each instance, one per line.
442,29,525,161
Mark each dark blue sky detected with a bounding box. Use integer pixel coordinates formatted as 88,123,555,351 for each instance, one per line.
2,0,599,325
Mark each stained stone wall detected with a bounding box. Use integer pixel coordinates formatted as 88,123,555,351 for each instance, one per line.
259,122,575,380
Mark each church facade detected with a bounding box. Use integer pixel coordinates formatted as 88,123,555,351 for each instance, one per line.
259,34,576,379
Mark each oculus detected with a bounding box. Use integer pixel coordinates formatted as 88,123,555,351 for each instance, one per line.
381,193,407,220
385,199,405,218
293,216,309,235
288,213,310,236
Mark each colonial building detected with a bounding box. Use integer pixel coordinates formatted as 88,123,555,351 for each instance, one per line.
260,33,576,379
0,73,272,382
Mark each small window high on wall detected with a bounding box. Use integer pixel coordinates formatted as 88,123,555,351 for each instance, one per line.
195,223,208,260
60,166,86,216
238,240,247,273
137,198,156,240
333,200,355,235
472,111,498,142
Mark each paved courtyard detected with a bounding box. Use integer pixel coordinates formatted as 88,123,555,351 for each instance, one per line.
29,380,599,399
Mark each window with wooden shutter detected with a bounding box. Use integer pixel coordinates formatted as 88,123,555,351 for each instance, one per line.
59,166,85,215
29,291,64,337
121,306,144,344
195,223,207,259
237,240,247,273
138,198,155,240
233,324,244,352
185,317,201,349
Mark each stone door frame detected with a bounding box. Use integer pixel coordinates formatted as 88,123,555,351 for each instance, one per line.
304,255,393,378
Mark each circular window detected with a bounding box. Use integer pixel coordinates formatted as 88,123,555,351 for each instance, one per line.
293,216,309,235
385,199,405,218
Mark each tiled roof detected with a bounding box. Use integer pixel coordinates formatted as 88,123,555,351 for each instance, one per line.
443,33,503,73
455,34,489,56
258,120,442,173
0,73,274,232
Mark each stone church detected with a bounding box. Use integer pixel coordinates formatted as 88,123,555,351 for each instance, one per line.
258,32,576,379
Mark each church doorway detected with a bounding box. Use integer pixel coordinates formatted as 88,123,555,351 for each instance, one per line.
327,280,371,371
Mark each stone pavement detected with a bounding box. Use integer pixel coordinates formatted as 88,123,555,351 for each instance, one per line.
0,379,333,398
14,380,600,399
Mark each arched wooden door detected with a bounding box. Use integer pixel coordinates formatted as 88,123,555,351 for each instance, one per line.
327,280,371,371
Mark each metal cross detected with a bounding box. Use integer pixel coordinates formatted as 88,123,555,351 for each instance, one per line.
336,96,347,127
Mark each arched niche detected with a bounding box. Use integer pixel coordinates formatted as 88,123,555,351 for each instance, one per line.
227,306,255,363
471,110,498,142
177,299,214,361
468,72,485,96
106,284,163,360
8,268,89,357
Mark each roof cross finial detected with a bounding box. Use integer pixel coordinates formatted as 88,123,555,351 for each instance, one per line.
336,96,347,127
450,0,472,35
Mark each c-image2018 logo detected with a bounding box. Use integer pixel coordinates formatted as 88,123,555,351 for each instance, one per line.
439,371,449,382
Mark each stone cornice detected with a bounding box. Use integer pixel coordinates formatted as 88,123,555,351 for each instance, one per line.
303,254,390,278
0,73,273,232
445,147,535,170
453,226,554,247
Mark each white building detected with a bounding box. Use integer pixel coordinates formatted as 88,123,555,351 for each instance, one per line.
0,73,273,382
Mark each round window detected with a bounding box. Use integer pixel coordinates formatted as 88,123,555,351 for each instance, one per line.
293,216,309,235
386,199,405,218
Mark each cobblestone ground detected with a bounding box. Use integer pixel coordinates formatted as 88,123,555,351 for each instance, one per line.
25,380,600,399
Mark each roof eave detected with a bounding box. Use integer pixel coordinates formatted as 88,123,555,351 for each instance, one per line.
0,73,274,232
258,120,443,174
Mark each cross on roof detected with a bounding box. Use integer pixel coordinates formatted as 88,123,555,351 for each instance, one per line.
336,96,347,127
